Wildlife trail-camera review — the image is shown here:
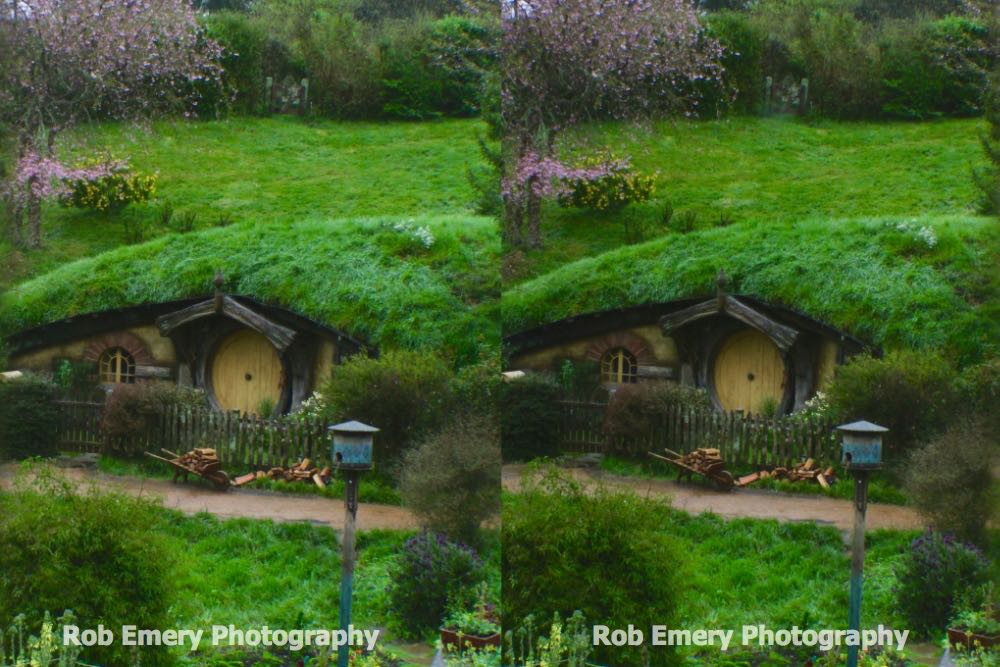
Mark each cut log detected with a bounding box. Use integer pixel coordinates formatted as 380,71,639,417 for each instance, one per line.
737,472,761,487
816,473,830,490
313,474,326,489
233,473,257,487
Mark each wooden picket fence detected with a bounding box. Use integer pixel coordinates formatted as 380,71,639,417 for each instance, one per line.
55,400,334,469
559,401,839,468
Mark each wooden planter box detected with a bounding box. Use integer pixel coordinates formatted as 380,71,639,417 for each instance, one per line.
440,627,501,652
947,627,1000,650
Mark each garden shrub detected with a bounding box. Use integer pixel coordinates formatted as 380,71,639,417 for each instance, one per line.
826,351,959,460
881,17,995,119
557,152,655,212
60,154,156,213
499,373,562,462
894,531,991,636
959,357,1000,431
904,418,996,545
976,64,1000,214
379,18,446,120
0,375,59,461
557,358,604,401
387,532,486,638
299,12,382,119
705,11,768,115
603,382,712,453
101,383,206,445
399,416,500,544
203,11,269,115
450,351,501,421
422,16,499,117
320,350,453,466
0,468,177,667
503,468,688,667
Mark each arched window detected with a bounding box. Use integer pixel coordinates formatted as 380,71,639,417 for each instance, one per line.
99,347,136,384
601,348,637,385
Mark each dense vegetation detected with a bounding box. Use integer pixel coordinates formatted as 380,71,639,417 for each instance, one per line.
0,214,498,362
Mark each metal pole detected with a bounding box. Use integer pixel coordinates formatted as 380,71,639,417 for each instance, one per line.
338,471,359,667
847,470,869,667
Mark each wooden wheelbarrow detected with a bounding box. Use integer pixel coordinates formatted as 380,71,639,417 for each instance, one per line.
144,448,232,491
649,447,736,491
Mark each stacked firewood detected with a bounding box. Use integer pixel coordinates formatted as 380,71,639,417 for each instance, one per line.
680,448,726,473
232,458,333,489
176,448,222,474
736,458,837,489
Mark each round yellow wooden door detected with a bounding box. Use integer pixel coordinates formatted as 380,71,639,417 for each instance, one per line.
712,329,785,414
210,329,284,414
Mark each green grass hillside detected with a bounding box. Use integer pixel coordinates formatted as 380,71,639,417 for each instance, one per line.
1,117,487,289
512,117,990,280
1,215,499,363
502,215,999,366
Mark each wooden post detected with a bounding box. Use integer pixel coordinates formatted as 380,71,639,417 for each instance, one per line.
338,470,360,667
847,470,869,667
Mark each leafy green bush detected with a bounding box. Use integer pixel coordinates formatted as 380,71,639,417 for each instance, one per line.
203,11,269,115
0,468,177,667
0,375,60,461
904,418,995,545
976,65,1000,214
959,357,1000,431
61,154,156,213
557,358,604,401
499,374,562,462
881,17,995,119
422,16,499,117
603,382,712,452
399,416,500,543
705,11,768,115
502,468,688,667
300,12,382,119
320,350,454,466
826,351,959,460
894,531,991,636
450,352,501,421
558,152,656,213
387,532,486,638
101,383,206,445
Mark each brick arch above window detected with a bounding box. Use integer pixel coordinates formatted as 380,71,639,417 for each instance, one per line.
584,332,655,366
82,331,154,366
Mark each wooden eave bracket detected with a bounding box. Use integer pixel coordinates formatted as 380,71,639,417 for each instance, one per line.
155,296,297,351
658,295,800,352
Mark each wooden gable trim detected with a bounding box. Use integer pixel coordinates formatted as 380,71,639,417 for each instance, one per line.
156,296,297,352
658,295,800,352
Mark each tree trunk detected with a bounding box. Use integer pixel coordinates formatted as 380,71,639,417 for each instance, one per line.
26,180,42,249
8,197,25,247
503,189,523,246
526,178,542,248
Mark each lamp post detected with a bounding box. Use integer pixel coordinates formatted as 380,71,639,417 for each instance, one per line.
329,420,379,667
837,420,888,667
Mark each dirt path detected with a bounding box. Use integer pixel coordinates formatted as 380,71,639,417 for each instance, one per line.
0,464,419,531
502,464,924,532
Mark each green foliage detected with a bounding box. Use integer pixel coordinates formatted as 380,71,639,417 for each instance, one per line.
976,65,1000,214
61,156,157,213
705,11,768,114
904,418,996,545
0,468,177,667
603,382,713,452
503,612,592,667
894,531,991,636
0,376,59,461
499,374,562,462
959,357,1000,431
881,17,996,120
101,383,206,443
202,12,269,115
558,152,656,213
301,12,382,119
450,352,501,422
0,214,499,363
827,351,959,460
52,358,98,398
320,350,454,466
399,416,500,544
387,532,486,638
556,358,603,401
0,611,86,667
502,469,688,667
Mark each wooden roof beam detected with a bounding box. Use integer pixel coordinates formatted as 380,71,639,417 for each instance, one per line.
658,296,800,352
156,296,297,351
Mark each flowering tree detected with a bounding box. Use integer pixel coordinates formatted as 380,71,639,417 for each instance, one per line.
0,0,221,247
501,0,722,247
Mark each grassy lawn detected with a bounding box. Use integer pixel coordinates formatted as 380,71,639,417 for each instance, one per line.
502,215,999,365
1,214,499,362
0,116,490,290
510,116,990,281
